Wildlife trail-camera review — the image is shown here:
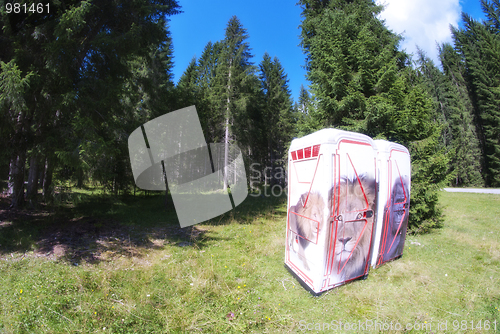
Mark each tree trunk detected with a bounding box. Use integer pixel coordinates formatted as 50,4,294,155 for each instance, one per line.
77,168,84,188
43,156,55,200
26,154,40,207
8,151,26,209
0,160,9,191
39,159,46,190
224,118,230,189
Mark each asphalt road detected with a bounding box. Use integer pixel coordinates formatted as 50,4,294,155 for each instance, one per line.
443,188,500,194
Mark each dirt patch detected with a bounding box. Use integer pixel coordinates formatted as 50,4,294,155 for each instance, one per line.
52,244,68,257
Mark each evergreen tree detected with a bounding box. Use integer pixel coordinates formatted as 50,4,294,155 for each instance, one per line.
0,61,34,207
259,53,294,185
299,0,450,231
177,58,198,111
452,1,500,186
218,16,259,189
175,18,263,189
438,44,484,186
415,48,451,147
295,85,321,137
195,41,226,144
298,84,312,114
66,16,178,197
0,0,181,206
299,0,407,130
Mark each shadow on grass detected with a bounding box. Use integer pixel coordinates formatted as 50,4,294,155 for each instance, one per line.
0,188,286,265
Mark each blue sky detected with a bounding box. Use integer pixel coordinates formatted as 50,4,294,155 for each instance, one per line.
168,0,487,103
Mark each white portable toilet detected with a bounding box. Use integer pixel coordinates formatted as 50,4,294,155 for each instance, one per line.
285,128,377,294
370,140,411,268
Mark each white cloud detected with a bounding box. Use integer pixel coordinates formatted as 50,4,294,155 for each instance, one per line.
375,0,461,66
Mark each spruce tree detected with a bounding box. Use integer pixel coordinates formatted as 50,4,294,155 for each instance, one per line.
0,61,34,207
195,41,226,144
452,1,500,186
0,0,181,205
299,0,450,231
218,16,259,189
438,44,484,186
177,58,199,114
295,85,321,137
259,53,294,185
299,0,406,130
298,84,312,114
175,21,266,186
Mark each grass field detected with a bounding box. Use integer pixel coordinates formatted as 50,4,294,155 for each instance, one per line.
0,190,499,333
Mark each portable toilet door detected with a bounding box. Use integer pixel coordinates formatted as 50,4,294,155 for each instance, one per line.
324,132,377,290
371,140,411,268
285,128,377,294
285,131,330,294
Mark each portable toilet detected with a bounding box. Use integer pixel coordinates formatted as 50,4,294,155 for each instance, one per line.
285,128,377,294
370,140,411,268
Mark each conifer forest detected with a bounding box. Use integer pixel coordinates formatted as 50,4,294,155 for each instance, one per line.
1,0,500,232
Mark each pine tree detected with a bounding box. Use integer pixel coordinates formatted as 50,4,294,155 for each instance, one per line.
218,16,258,189
175,18,263,189
0,0,181,206
298,84,312,114
438,44,484,186
259,53,294,185
195,41,226,143
177,57,199,111
299,0,450,231
415,48,451,146
0,60,34,207
295,85,321,137
299,0,406,130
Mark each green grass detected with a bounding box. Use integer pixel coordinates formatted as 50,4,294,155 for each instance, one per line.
0,191,499,333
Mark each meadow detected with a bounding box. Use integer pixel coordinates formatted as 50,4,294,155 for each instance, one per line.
0,190,499,333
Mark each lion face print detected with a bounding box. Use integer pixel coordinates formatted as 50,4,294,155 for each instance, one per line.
288,192,325,271
380,176,410,263
330,176,375,282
